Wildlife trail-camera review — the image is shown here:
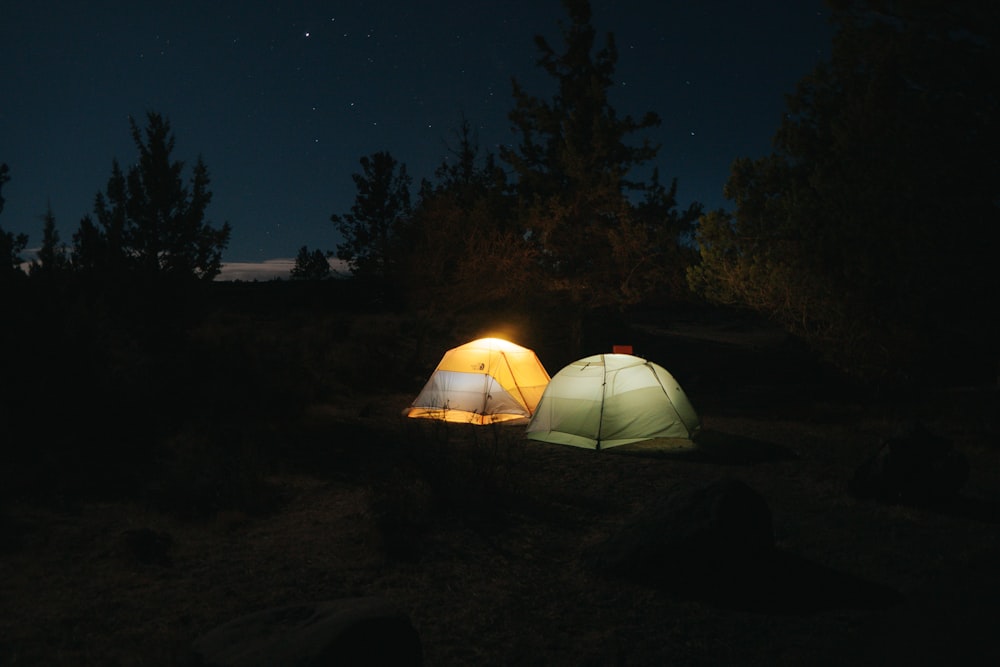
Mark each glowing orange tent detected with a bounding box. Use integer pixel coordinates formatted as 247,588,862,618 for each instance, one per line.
404,337,551,425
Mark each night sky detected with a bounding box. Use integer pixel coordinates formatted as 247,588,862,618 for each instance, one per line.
2,1,833,280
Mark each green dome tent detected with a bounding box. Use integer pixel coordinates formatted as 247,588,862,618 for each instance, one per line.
525,353,700,450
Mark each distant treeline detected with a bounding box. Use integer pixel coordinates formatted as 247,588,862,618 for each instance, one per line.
3,0,998,390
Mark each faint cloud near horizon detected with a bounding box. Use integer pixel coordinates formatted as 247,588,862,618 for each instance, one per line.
218,257,350,281
15,251,350,282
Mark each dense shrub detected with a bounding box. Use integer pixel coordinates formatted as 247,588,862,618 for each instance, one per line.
144,428,282,520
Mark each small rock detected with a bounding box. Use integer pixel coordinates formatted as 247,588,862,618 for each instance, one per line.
586,477,774,583
851,421,968,505
192,597,422,667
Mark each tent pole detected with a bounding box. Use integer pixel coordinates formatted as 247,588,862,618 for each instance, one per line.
595,354,607,451
645,360,696,435
480,344,494,418
502,351,531,415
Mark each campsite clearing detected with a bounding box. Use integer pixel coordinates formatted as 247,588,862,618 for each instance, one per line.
2,309,998,666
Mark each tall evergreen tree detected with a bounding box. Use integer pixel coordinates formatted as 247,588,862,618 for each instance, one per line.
71,113,231,281
72,160,128,277
688,0,999,382
290,245,333,281
29,203,70,279
501,0,699,315
405,118,533,308
0,163,29,281
332,151,412,285
0,163,8,216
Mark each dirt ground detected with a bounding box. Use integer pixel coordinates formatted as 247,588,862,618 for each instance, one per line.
2,312,998,666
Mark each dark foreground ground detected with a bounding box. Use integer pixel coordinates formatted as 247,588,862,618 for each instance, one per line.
2,306,998,666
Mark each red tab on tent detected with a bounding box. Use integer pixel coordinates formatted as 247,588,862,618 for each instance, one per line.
612,345,633,354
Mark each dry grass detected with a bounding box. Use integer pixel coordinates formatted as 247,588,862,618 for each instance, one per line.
2,312,999,666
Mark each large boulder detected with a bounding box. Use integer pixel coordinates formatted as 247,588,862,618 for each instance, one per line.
851,421,968,505
192,597,422,667
586,477,774,587
584,478,903,612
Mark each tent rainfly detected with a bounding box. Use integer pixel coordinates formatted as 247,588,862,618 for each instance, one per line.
404,337,551,425
525,353,700,449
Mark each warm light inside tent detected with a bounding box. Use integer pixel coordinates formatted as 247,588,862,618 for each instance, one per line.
474,337,524,352
404,337,551,425
474,320,529,347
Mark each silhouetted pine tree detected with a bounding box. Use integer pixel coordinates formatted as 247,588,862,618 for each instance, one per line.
71,113,231,282
332,151,412,291
0,163,28,282
29,204,70,280
290,245,333,280
501,0,701,348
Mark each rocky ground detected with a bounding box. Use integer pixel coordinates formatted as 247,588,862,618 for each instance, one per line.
2,311,998,665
